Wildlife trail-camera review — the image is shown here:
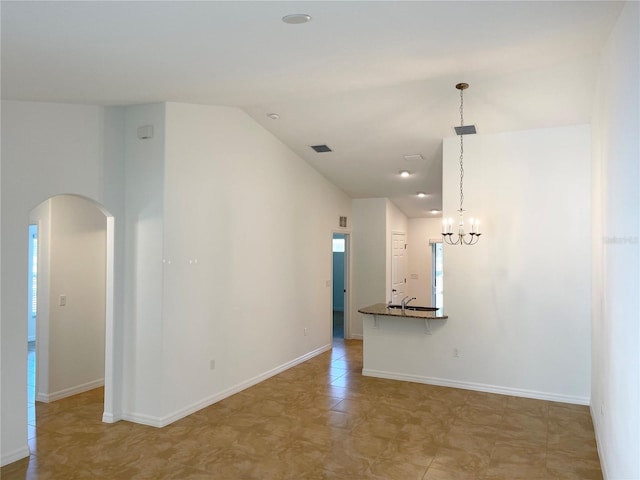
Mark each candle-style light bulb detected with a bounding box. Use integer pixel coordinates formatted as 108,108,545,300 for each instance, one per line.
442,219,447,234
476,219,480,234
469,218,475,234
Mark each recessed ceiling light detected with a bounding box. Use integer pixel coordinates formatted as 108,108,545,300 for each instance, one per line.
266,113,280,120
430,209,440,214
399,170,411,178
282,14,312,24
417,192,427,198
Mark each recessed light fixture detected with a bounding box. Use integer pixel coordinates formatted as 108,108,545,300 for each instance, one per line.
266,113,280,120
431,209,440,214
282,14,312,24
399,170,411,178
417,192,427,198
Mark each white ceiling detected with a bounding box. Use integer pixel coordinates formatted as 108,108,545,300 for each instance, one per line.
1,1,624,217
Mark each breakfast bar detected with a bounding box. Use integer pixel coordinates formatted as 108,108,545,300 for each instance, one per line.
358,302,447,333
358,302,448,382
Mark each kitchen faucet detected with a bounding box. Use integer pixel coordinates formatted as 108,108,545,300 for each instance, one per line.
401,296,417,312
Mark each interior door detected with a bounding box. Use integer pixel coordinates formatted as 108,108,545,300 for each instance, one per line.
391,233,406,304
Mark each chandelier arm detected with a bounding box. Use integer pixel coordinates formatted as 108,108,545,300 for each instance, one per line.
442,233,462,246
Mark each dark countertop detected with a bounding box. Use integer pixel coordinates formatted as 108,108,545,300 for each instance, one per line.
358,303,448,320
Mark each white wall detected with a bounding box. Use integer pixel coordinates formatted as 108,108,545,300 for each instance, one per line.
365,125,592,403
351,198,387,338
443,125,592,401
408,218,442,305
0,101,125,466
123,102,353,424
121,103,166,422
591,2,640,478
45,195,106,399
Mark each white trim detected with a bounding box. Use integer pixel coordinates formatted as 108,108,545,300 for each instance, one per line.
590,405,609,479
103,214,116,422
36,378,104,403
123,344,332,428
350,333,363,340
1,445,30,467
362,369,590,405
101,412,122,424
429,237,443,245
121,412,164,428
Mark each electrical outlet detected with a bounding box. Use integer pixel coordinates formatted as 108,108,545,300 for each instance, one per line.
209,359,215,370
453,348,459,358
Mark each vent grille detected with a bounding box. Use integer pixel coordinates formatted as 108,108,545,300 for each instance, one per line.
454,125,477,136
311,144,332,153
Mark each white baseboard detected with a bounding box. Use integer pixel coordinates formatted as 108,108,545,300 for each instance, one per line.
123,344,332,428
350,333,363,340
101,412,122,424
362,369,590,405
37,378,104,403
1,445,30,467
121,412,164,428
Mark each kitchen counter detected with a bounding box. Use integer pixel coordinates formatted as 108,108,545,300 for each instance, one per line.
359,302,448,383
358,303,448,320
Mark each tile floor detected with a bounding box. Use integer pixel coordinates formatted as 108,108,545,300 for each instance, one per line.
3,339,602,479
333,311,344,339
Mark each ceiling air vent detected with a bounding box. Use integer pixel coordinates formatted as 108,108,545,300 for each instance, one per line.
454,125,477,136
311,144,332,153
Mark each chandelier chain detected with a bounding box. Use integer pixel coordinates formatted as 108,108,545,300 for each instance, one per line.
459,87,464,212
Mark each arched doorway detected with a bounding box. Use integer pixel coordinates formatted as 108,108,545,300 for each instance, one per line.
28,194,115,427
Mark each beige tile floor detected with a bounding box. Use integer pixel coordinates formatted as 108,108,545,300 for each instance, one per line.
3,339,602,479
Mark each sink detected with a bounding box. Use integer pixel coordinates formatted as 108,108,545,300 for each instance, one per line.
387,304,438,312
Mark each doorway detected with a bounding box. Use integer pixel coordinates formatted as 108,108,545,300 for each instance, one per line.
27,225,38,425
27,194,115,424
332,233,350,339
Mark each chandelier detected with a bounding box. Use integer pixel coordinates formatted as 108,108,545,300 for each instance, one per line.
442,82,482,246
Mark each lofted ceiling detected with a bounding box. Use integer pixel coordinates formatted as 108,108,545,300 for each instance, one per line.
1,1,624,217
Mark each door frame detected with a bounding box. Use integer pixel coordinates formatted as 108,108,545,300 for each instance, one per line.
331,231,351,340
